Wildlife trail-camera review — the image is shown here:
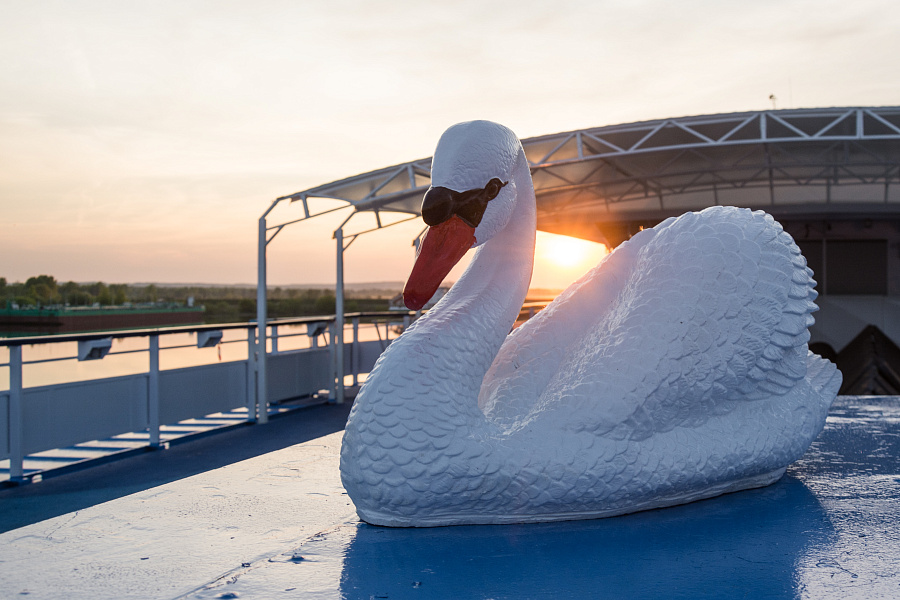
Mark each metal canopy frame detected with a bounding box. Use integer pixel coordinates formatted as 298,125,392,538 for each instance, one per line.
282,107,900,225
526,107,900,242
255,106,900,416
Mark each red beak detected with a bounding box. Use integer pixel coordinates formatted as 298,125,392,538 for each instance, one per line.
402,215,475,310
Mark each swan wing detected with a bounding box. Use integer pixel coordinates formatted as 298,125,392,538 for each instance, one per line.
483,206,836,440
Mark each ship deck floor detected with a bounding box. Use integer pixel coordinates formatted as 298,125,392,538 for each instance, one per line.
0,395,898,599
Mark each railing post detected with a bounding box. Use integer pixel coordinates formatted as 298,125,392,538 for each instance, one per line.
246,328,257,423
148,334,161,447
271,324,279,354
352,316,360,387
8,345,24,482
328,322,337,402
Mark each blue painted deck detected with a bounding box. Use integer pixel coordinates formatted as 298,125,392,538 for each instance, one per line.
1,395,898,599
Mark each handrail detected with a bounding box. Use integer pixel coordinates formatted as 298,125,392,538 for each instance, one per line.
0,322,259,346
0,311,420,347
517,300,552,324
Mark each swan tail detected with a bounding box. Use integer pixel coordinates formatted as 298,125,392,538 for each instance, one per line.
730,209,820,400
658,206,828,404
804,349,842,422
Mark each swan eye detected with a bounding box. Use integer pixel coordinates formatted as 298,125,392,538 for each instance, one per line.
484,178,506,201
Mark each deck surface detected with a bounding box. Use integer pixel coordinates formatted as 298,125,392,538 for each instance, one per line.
0,396,898,599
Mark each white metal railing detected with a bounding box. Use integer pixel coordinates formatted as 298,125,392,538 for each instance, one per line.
0,311,414,483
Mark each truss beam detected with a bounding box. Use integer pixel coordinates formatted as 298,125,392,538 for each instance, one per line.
280,108,900,235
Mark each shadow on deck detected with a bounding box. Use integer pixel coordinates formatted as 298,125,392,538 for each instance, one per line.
0,400,354,533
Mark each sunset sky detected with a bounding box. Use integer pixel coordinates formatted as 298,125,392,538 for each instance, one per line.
2,0,900,288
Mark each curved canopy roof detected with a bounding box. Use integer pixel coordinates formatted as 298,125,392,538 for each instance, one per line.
283,106,900,246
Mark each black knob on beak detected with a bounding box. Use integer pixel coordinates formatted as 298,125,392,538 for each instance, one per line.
421,187,455,226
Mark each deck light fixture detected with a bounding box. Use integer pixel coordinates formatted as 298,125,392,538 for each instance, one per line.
197,330,224,348
77,338,112,361
306,322,328,338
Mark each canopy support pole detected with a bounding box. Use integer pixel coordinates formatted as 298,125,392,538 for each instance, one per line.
256,214,268,423
334,227,345,403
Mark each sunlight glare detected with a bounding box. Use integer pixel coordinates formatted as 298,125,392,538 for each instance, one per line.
539,232,608,268
532,231,609,289
544,236,589,267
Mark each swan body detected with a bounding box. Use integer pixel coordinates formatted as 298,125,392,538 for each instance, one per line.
340,120,841,527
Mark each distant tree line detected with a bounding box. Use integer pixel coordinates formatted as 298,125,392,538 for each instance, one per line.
1,275,130,308
0,275,389,323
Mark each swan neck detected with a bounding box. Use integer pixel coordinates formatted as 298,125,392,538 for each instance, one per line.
415,149,536,395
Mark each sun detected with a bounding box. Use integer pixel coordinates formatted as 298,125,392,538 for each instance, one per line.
533,232,609,289
543,235,590,267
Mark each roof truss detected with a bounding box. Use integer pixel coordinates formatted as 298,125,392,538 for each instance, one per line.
277,107,900,242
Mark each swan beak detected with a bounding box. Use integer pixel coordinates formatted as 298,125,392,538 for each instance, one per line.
402,215,475,310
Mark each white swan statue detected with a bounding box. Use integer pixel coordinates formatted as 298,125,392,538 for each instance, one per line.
340,120,841,527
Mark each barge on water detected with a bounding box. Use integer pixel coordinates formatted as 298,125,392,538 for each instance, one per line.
0,305,204,336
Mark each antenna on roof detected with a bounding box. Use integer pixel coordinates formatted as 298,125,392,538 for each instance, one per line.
769,94,777,110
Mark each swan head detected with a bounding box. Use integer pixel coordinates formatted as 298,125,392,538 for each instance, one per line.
403,120,522,310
